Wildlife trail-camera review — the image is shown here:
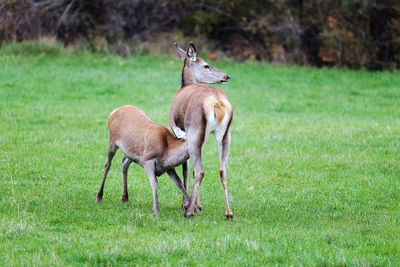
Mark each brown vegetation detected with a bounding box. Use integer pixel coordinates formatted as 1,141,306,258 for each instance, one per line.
0,0,399,70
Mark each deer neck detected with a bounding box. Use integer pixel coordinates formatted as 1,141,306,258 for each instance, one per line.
181,59,196,87
165,139,189,167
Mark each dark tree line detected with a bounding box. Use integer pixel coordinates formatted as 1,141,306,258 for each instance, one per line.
1,0,399,70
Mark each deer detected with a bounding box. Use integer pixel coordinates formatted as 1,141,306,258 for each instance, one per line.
96,105,191,214
170,42,233,218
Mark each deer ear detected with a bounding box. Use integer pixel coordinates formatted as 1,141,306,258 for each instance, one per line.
174,42,187,61
186,42,197,61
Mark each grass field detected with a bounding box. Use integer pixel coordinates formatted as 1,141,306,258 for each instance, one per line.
1,42,399,266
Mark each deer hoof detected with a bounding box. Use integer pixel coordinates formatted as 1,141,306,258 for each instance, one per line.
122,196,129,203
153,209,160,215
96,195,103,203
194,206,202,214
225,213,234,220
184,210,194,218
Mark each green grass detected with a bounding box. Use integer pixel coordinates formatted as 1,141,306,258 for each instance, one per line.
1,42,399,266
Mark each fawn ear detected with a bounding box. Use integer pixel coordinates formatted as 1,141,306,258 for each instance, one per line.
174,42,187,61
186,42,197,62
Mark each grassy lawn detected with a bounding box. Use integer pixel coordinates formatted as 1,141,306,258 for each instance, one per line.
1,42,399,265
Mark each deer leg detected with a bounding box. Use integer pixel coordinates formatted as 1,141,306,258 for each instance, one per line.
167,169,191,209
97,142,117,203
217,130,233,219
195,177,202,212
180,161,190,210
185,131,205,218
190,169,202,213
143,161,160,214
121,156,132,202
185,161,204,218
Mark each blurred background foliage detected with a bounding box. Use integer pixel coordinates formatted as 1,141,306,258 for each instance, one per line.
0,0,399,70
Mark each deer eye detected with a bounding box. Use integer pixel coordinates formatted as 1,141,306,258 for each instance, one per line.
204,65,210,69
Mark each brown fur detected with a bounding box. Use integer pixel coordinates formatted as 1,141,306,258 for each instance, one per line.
172,42,233,218
170,84,232,132
97,105,191,214
109,105,186,166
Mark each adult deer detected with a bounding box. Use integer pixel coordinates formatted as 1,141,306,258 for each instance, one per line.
170,42,233,218
96,105,191,214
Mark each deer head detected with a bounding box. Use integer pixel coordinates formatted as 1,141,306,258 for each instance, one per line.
175,42,230,86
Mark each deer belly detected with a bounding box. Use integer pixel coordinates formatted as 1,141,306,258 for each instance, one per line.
116,140,143,164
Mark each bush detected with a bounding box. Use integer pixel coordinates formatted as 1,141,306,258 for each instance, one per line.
0,0,399,70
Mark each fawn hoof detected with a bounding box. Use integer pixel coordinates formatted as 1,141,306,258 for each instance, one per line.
122,196,129,203
96,194,103,203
